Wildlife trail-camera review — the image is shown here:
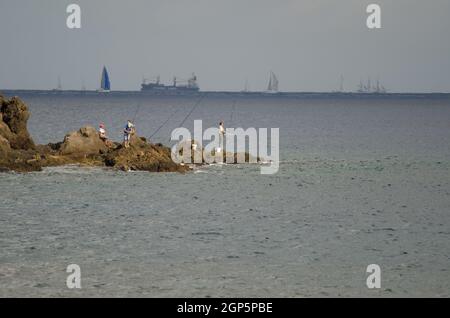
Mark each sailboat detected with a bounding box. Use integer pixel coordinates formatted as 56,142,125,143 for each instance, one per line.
241,78,250,93
52,76,63,92
357,79,365,93
375,79,387,94
357,76,388,93
98,66,111,92
266,71,279,93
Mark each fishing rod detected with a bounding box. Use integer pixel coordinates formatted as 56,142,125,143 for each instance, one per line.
132,100,142,123
178,93,206,128
167,93,206,142
148,106,180,140
229,99,236,126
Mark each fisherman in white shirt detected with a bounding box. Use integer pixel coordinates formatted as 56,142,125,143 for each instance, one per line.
217,121,225,153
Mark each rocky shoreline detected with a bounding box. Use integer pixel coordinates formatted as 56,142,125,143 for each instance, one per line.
0,95,190,173
0,95,259,173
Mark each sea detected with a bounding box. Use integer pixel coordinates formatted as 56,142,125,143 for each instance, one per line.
1,92,449,297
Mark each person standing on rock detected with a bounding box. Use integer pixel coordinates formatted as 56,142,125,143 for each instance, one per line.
123,120,135,148
99,123,106,139
217,121,225,153
98,123,112,147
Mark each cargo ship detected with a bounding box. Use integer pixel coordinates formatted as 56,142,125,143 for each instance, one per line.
141,73,200,94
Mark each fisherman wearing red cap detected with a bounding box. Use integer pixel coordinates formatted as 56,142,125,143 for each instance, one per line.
98,123,111,147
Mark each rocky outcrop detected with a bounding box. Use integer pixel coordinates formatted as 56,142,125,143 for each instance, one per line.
0,95,35,150
104,135,186,172
0,95,258,173
57,126,108,156
0,95,188,173
0,95,40,172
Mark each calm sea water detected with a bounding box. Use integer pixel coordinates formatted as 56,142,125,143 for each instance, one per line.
13,93,450,161
1,93,449,297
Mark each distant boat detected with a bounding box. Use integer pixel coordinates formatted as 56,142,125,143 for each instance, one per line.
52,76,63,92
266,71,279,93
333,75,345,93
98,66,111,92
241,78,250,93
374,79,387,94
357,76,387,94
141,73,199,94
357,79,364,93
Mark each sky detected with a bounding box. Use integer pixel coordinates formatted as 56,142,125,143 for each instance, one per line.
0,0,450,92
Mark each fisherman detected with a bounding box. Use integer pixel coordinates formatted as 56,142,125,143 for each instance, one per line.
98,123,112,147
123,120,135,148
219,121,225,136
99,123,107,139
217,121,225,153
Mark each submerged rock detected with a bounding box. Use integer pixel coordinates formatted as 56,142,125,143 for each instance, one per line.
175,139,259,165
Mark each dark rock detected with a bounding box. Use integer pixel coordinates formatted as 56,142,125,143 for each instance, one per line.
0,96,35,150
0,96,41,172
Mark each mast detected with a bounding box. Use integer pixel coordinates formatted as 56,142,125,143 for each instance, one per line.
100,69,105,90
267,72,273,91
57,76,62,90
358,79,364,93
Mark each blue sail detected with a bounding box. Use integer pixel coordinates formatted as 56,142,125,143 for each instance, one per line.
101,66,111,91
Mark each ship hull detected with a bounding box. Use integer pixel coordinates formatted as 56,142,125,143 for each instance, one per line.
141,84,199,95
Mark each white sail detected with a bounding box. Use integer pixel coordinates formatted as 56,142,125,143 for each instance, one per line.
267,71,279,93
272,72,279,92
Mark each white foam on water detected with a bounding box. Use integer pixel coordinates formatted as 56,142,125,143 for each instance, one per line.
42,165,105,174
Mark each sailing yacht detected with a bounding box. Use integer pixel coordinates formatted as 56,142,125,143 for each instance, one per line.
375,79,387,94
266,71,279,93
357,80,365,93
241,79,250,93
356,77,387,93
52,76,63,92
98,66,111,93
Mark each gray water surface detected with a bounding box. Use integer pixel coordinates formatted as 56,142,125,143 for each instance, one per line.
1,94,450,297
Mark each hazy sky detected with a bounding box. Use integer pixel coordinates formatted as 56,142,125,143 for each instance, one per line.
1,0,450,92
